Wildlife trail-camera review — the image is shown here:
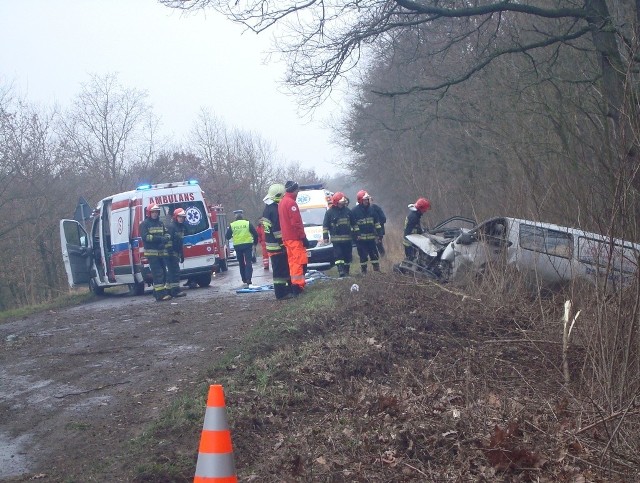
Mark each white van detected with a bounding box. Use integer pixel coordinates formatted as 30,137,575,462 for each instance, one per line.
442,217,640,290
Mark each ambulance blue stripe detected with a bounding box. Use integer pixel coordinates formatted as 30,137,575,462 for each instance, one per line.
184,229,213,245
111,242,130,253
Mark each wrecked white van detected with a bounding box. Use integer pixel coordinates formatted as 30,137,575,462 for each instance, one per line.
444,217,640,289
402,216,640,290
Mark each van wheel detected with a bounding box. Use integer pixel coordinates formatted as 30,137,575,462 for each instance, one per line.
89,278,105,296
196,273,212,287
218,259,228,272
128,282,145,296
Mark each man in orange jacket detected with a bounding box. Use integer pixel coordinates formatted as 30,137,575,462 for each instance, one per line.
277,180,309,296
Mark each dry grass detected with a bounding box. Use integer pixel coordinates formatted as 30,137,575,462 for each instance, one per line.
134,271,639,482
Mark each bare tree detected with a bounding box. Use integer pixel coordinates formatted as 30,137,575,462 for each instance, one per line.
189,109,292,220
0,91,77,309
58,73,151,187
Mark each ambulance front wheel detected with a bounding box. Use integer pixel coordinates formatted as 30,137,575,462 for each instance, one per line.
195,273,212,287
89,278,104,296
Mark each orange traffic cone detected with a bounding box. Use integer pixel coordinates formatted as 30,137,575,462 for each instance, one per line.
194,384,238,483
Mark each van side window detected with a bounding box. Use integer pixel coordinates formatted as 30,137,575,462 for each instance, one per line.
578,237,639,274
519,225,572,258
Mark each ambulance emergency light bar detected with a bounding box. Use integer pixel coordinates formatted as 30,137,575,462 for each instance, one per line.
136,180,200,191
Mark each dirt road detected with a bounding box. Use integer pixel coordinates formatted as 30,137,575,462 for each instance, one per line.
0,261,276,481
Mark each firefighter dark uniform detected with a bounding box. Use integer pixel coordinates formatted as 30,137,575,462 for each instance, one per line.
226,214,259,287
278,181,309,295
140,205,171,301
371,202,387,257
403,197,431,259
351,190,382,273
322,191,356,277
261,183,292,299
165,208,187,298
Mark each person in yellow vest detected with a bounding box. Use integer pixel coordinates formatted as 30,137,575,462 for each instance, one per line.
225,211,259,288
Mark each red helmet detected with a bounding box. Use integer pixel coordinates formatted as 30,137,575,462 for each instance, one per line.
415,197,431,213
356,190,371,204
332,192,347,207
173,208,186,221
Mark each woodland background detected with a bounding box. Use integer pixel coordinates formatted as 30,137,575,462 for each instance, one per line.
2,0,640,310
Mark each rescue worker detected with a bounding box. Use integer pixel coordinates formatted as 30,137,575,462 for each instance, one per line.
140,204,171,301
225,212,259,288
165,208,187,298
351,190,383,273
320,191,357,277
261,183,293,299
256,219,269,270
278,180,309,296
403,197,431,259
370,197,387,257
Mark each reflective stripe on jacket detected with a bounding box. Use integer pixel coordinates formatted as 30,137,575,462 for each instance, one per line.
261,203,284,253
140,217,167,257
322,205,355,243
352,204,382,241
403,210,423,247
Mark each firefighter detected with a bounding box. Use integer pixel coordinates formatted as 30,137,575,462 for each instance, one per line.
165,208,187,298
225,212,259,288
140,204,171,301
278,180,309,296
403,197,431,259
261,183,293,299
370,197,387,257
320,191,356,277
351,190,383,273
256,219,269,270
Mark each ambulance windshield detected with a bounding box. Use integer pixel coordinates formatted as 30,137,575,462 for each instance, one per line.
300,207,325,227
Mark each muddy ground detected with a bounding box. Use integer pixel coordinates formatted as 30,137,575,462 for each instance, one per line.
1,260,639,482
0,262,276,481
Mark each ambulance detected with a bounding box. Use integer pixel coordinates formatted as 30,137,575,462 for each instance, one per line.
296,184,336,270
59,180,228,295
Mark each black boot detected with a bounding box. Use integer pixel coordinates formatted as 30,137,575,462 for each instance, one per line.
337,264,346,278
372,263,380,272
361,265,368,274
291,285,303,297
274,284,292,300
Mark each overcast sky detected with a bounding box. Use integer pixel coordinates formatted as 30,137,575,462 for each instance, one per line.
0,0,347,177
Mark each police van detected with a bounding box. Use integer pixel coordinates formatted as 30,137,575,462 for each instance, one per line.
60,180,228,295
296,184,335,270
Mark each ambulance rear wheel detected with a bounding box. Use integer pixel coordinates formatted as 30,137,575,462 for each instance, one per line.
128,282,145,296
196,273,212,287
89,278,104,296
